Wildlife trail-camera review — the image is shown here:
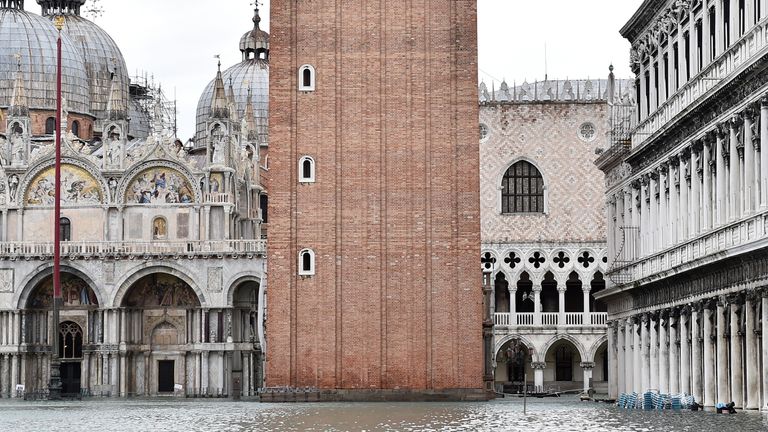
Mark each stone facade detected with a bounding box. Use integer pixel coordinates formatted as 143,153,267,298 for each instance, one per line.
266,0,484,398
481,77,633,394
597,0,768,410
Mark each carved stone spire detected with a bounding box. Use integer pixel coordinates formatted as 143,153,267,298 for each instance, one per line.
9,56,28,117
210,62,230,120
105,71,126,121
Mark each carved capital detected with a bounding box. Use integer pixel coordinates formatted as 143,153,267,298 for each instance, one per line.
730,114,744,129
580,362,595,369
690,140,703,153
532,361,547,370
761,94,768,107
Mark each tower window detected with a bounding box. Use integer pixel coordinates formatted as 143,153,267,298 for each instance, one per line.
71,120,80,138
45,117,56,135
299,156,315,183
299,65,316,91
501,160,545,214
299,249,316,276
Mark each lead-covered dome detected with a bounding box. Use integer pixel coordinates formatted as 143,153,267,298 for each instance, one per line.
0,4,90,115
38,0,130,125
195,7,268,145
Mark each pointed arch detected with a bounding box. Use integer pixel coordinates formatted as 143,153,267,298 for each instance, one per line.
494,334,540,362
497,157,549,214
540,333,589,364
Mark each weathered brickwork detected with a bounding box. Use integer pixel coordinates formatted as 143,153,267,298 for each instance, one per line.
480,102,608,244
267,0,483,394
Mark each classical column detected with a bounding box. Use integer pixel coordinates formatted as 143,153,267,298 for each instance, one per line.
617,322,626,395
641,314,650,392
669,310,679,395
658,311,669,394
509,288,517,325
650,172,659,252
680,307,692,395
119,352,127,397
716,299,729,405
729,297,744,408
669,158,679,244
703,303,716,407
649,313,659,391
634,318,642,393
10,354,17,398
640,177,649,255
689,145,700,236
582,286,590,324
729,116,742,220
659,164,669,248
744,110,756,214
761,96,768,208
745,293,760,409
703,136,713,229
201,351,209,394
716,125,727,226
558,288,565,327
762,290,768,410
581,362,594,393
631,184,640,258
625,318,634,393
533,362,545,393
533,285,542,326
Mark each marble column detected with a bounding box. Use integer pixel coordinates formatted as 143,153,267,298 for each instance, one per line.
762,291,768,410
650,172,659,252
625,319,634,393
669,311,679,395
703,305,716,407
716,126,727,226
729,116,742,221
581,362,594,393
649,314,659,391
688,146,699,236
533,286,542,326
582,287,590,325
680,308,692,395
669,159,679,244
659,164,669,248
744,110,756,214
761,97,768,208
10,354,17,398
510,288,517,325
558,288,565,326
641,314,650,392
201,351,209,394
119,352,127,397
745,294,759,409
716,300,729,405
640,178,649,255
659,311,669,394
634,318,642,393
703,137,713,229
617,323,626,395
533,362,545,393
729,299,743,408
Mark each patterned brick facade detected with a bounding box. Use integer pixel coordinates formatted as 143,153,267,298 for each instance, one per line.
266,0,484,396
480,102,608,243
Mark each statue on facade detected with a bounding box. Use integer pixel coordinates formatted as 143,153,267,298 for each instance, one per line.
11,130,24,165
8,174,18,201
108,177,118,201
0,136,9,166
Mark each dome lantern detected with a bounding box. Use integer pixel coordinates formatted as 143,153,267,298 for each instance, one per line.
0,0,25,10
240,5,269,61
37,0,86,16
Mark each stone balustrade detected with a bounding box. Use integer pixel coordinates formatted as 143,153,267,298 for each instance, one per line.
0,239,266,260
493,312,607,328
204,192,234,204
633,20,768,150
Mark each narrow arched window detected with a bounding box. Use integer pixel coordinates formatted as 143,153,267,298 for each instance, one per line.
299,156,315,183
59,322,83,359
299,65,316,91
60,217,71,242
71,120,80,138
152,217,168,240
502,160,545,214
299,248,315,276
45,117,56,135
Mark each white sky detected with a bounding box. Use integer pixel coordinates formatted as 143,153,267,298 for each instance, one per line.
24,0,645,139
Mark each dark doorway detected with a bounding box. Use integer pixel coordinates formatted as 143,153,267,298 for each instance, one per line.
555,346,573,381
61,362,81,396
158,360,174,393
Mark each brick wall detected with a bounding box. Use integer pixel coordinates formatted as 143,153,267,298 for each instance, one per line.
267,0,483,391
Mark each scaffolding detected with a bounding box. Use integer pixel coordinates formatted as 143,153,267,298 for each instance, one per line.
129,72,178,137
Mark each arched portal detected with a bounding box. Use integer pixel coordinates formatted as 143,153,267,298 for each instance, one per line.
494,338,533,394
230,280,263,396
494,273,510,313
515,272,534,313
544,339,583,390
121,274,200,308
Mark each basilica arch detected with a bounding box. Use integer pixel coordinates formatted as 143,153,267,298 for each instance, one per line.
112,263,206,308
14,262,103,310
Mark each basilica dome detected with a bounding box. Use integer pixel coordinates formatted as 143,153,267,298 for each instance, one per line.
37,0,130,123
0,2,90,115
195,7,268,145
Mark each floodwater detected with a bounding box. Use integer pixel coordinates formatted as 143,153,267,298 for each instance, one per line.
0,396,766,431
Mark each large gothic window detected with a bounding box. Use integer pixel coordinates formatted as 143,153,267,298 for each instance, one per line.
59,321,83,359
501,161,544,214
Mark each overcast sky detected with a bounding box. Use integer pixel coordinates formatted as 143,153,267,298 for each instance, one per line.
24,0,645,139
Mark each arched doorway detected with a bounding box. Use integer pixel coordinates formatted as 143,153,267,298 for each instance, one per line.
24,273,98,395
494,338,533,394
544,339,583,391
231,280,262,396
121,273,200,396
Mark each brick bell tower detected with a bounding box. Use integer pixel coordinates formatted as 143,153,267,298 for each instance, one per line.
267,0,483,400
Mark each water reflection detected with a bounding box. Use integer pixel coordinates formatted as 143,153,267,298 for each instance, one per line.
0,396,766,431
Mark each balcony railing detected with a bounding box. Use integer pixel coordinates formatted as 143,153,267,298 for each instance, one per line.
204,193,234,204
607,209,768,286
632,20,768,150
493,312,608,328
0,239,266,260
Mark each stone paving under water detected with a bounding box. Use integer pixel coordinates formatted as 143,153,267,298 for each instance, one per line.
0,396,766,431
